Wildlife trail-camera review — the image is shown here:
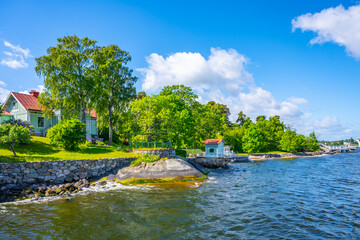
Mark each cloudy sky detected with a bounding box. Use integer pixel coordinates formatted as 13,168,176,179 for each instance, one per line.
0,0,359,140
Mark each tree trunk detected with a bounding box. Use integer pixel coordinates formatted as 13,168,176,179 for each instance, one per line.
108,106,113,146
10,143,17,157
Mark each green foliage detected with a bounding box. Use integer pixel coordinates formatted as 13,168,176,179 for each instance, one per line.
47,118,86,150
279,130,299,153
0,123,31,156
223,128,243,152
131,154,161,166
36,35,97,123
92,44,137,145
306,132,320,152
175,149,187,158
242,124,266,153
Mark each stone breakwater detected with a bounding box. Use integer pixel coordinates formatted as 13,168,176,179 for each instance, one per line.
0,158,137,193
131,149,175,158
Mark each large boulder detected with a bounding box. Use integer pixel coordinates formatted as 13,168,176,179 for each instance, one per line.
116,158,206,184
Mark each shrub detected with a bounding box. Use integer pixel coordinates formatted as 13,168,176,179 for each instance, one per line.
0,123,31,156
4,119,33,144
47,118,86,150
175,149,186,158
4,119,33,130
131,154,161,166
98,141,105,146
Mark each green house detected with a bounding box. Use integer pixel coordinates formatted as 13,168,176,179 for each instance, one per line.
1,90,98,140
204,139,225,157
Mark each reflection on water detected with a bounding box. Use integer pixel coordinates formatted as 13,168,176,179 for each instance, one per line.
1,153,360,239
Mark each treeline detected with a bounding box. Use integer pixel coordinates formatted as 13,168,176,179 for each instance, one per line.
36,35,320,153
99,85,320,153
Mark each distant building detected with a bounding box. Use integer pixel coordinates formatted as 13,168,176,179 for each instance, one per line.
1,90,98,139
204,139,234,158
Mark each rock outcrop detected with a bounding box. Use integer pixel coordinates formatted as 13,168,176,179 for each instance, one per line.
116,158,207,184
192,157,231,168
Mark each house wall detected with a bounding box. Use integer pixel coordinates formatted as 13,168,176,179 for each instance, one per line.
0,115,13,124
29,112,51,136
91,119,97,135
205,141,224,157
6,97,28,121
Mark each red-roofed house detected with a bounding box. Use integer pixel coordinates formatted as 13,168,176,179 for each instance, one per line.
2,90,98,138
203,139,234,158
203,139,226,157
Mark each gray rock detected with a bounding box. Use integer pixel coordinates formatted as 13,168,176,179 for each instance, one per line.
116,158,203,181
193,157,230,168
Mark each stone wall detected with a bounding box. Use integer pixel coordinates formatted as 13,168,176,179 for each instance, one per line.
0,157,137,190
132,149,175,158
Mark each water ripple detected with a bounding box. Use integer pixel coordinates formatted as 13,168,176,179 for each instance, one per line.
1,153,360,239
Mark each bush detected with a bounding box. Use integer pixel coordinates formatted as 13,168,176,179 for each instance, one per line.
0,123,31,156
131,154,161,166
175,149,187,158
47,118,86,150
98,141,105,146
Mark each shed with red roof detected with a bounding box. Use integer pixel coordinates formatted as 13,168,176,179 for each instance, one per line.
203,139,225,157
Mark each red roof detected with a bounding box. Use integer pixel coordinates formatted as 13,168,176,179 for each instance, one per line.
1,111,12,116
90,110,97,118
10,92,97,118
12,92,42,111
204,139,224,145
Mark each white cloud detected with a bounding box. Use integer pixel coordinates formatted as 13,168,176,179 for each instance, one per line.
0,88,10,103
139,48,307,122
0,81,7,87
19,90,29,95
138,48,253,97
312,116,353,140
292,4,360,58
0,41,32,69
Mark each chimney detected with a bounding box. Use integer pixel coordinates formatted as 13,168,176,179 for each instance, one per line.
30,90,39,98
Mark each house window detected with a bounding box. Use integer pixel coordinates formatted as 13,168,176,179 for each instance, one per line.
38,117,44,128
209,148,215,153
13,102,18,111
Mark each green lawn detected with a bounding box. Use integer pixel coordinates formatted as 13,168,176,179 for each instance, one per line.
0,137,138,163
183,149,202,155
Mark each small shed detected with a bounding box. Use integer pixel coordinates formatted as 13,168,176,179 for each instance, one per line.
204,139,225,158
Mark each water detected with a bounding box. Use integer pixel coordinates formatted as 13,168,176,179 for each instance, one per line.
1,153,360,239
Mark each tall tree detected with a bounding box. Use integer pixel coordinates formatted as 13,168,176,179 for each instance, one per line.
35,35,97,124
236,111,247,127
92,45,137,145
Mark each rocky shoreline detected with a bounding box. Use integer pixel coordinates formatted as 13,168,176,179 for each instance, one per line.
0,178,90,203
248,151,329,160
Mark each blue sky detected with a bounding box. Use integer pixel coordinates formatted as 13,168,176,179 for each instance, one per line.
0,0,359,140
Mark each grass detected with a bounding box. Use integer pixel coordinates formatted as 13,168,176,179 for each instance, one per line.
183,149,202,155
130,154,162,166
0,136,138,163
